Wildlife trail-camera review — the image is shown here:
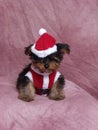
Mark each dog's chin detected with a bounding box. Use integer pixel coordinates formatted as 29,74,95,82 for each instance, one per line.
39,69,54,74
37,67,58,74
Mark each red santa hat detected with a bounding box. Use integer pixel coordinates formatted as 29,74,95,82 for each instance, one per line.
31,28,57,58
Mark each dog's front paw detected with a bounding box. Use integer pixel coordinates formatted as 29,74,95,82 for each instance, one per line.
48,92,65,100
18,94,34,102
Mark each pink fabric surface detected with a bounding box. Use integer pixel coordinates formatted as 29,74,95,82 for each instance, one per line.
0,79,98,130
0,0,98,130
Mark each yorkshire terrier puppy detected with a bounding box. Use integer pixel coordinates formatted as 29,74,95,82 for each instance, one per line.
16,29,70,102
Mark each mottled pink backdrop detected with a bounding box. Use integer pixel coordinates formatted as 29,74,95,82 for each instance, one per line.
0,0,98,130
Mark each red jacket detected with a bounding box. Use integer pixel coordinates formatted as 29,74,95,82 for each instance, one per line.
25,66,61,90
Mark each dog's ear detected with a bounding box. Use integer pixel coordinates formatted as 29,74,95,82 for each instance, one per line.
24,44,33,55
56,43,70,55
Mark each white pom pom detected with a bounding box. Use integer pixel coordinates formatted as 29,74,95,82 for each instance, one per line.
39,28,47,36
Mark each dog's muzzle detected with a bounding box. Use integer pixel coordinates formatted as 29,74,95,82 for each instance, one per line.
43,59,50,69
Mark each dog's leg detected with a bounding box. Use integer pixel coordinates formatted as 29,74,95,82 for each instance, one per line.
48,75,65,100
18,81,35,102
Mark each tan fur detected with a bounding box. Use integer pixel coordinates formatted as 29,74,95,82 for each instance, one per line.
48,81,65,100
18,81,35,102
49,61,59,71
32,60,60,73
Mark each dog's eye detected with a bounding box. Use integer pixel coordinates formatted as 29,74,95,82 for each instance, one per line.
39,59,44,63
33,60,44,64
51,57,60,62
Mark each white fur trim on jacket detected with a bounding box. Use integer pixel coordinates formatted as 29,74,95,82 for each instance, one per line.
31,44,57,58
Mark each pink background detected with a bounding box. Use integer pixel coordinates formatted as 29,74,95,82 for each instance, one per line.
0,0,98,130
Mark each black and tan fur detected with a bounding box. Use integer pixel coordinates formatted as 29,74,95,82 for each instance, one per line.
16,43,70,102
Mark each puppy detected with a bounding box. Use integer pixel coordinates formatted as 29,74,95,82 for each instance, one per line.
16,29,70,102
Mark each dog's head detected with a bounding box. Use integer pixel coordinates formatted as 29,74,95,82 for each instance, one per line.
25,43,70,73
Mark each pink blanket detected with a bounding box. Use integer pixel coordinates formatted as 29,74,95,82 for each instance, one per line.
0,0,98,130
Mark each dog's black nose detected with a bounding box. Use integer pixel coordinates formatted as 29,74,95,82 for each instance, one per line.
44,63,49,69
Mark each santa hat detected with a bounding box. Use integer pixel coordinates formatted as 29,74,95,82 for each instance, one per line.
31,28,57,58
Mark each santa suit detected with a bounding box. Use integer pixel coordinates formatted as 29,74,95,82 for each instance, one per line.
25,66,61,94
25,28,61,95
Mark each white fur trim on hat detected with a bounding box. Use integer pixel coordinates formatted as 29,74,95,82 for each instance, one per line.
39,28,47,36
31,44,57,58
